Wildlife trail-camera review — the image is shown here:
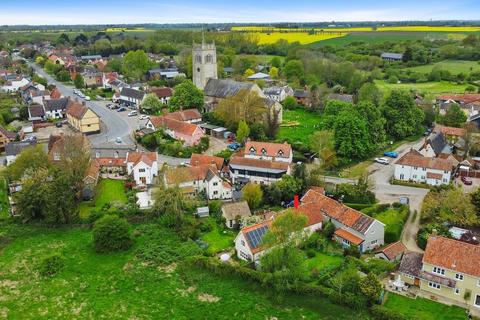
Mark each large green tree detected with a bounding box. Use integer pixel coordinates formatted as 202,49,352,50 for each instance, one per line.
309,130,338,170
242,183,263,210
334,110,373,160
236,120,250,143
356,101,386,147
214,89,267,128
383,90,424,139
358,82,382,106
74,74,85,89
169,80,204,111
7,144,49,181
141,93,163,114
122,50,153,80
443,103,467,128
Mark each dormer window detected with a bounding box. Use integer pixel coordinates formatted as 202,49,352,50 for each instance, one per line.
261,148,267,156
95,151,100,158
249,147,256,155
277,150,284,157
114,151,119,159
53,152,60,161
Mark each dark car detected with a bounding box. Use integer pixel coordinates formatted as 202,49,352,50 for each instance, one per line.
55,122,63,128
117,107,126,112
461,176,473,185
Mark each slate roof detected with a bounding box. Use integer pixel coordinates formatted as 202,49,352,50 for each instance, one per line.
28,104,45,117
120,87,145,101
44,97,69,112
5,140,36,156
204,79,254,98
0,126,17,140
247,72,270,80
398,252,424,278
429,132,450,156
222,201,251,221
294,90,309,98
327,93,354,103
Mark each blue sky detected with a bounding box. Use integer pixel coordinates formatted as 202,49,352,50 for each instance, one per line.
1,0,479,25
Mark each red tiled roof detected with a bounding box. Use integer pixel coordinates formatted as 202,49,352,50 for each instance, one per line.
334,229,364,245
229,155,290,171
149,116,200,136
190,153,224,170
164,109,201,122
377,241,406,260
423,236,480,277
165,164,218,185
95,157,127,167
434,125,466,138
149,87,173,99
50,88,62,99
437,94,480,104
294,202,324,227
66,102,89,119
244,141,291,158
240,220,272,254
127,152,157,167
396,150,453,171
300,188,375,234
0,126,16,140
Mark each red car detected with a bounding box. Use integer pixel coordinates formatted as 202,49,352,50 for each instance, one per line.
461,176,473,185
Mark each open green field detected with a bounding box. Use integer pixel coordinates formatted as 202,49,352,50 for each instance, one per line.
0,223,370,319
0,178,9,219
383,292,466,320
278,108,322,146
79,179,128,219
374,80,470,95
406,60,480,75
201,219,236,254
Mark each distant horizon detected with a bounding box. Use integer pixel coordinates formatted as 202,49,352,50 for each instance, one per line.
1,0,480,25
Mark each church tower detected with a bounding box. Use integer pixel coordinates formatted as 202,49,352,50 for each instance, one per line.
192,39,218,90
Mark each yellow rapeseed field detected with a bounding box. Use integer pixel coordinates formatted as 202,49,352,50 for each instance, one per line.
251,32,346,44
232,26,480,33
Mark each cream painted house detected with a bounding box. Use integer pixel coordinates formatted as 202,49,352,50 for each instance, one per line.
66,102,100,134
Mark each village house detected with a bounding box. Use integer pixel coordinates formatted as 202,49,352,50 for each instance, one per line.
203,78,283,123
437,94,480,117
146,116,205,146
0,126,17,151
222,201,252,229
66,101,100,134
82,161,100,200
118,87,146,109
398,236,480,311
300,188,385,253
1,76,30,93
394,149,454,186
147,68,181,80
262,86,293,103
28,104,46,122
247,72,270,81
148,87,173,104
126,152,158,186
244,141,293,163
419,132,452,158
164,109,202,124
19,82,46,104
229,155,291,186
163,164,232,200
43,97,69,119
190,153,225,172
5,140,37,165
375,241,407,262
293,89,311,107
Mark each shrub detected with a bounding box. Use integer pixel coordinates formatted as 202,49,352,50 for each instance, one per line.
88,210,104,224
370,305,412,320
322,221,336,239
92,215,133,253
38,253,64,277
306,248,316,258
343,245,361,258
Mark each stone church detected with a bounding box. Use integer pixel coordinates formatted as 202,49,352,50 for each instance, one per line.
192,41,218,90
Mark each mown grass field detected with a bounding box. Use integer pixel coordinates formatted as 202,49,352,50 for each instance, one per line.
406,60,480,75
304,252,344,272
200,219,236,254
383,292,466,320
277,108,323,146
79,179,128,219
0,223,370,319
0,178,9,219
374,80,470,95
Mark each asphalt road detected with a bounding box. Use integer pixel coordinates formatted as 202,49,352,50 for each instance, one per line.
27,61,134,147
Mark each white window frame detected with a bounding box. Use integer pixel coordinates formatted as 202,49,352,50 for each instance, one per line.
455,273,464,281
454,288,460,295
428,282,441,290
475,294,480,307
433,266,445,275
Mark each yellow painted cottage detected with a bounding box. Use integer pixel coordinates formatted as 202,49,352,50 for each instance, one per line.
66,101,100,134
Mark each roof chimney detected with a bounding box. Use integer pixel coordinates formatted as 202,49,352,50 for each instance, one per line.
294,195,299,209
431,229,438,236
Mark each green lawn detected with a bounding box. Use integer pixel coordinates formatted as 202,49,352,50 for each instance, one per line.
406,60,480,75
79,179,128,219
383,292,466,320
201,219,236,254
0,178,9,219
375,80,470,95
374,208,409,243
304,252,344,272
312,31,447,46
278,108,323,146
339,161,372,179
0,223,370,319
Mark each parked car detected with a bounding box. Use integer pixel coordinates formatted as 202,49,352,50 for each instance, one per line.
106,103,112,108
461,176,473,185
84,96,91,101
55,122,62,128
115,137,122,144
117,107,126,112
139,115,149,120
374,157,389,165
73,89,79,95
128,111,138,117
384,151,398,158
228,142,241,151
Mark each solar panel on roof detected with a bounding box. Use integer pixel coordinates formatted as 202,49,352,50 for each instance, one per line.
246,226,269,249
